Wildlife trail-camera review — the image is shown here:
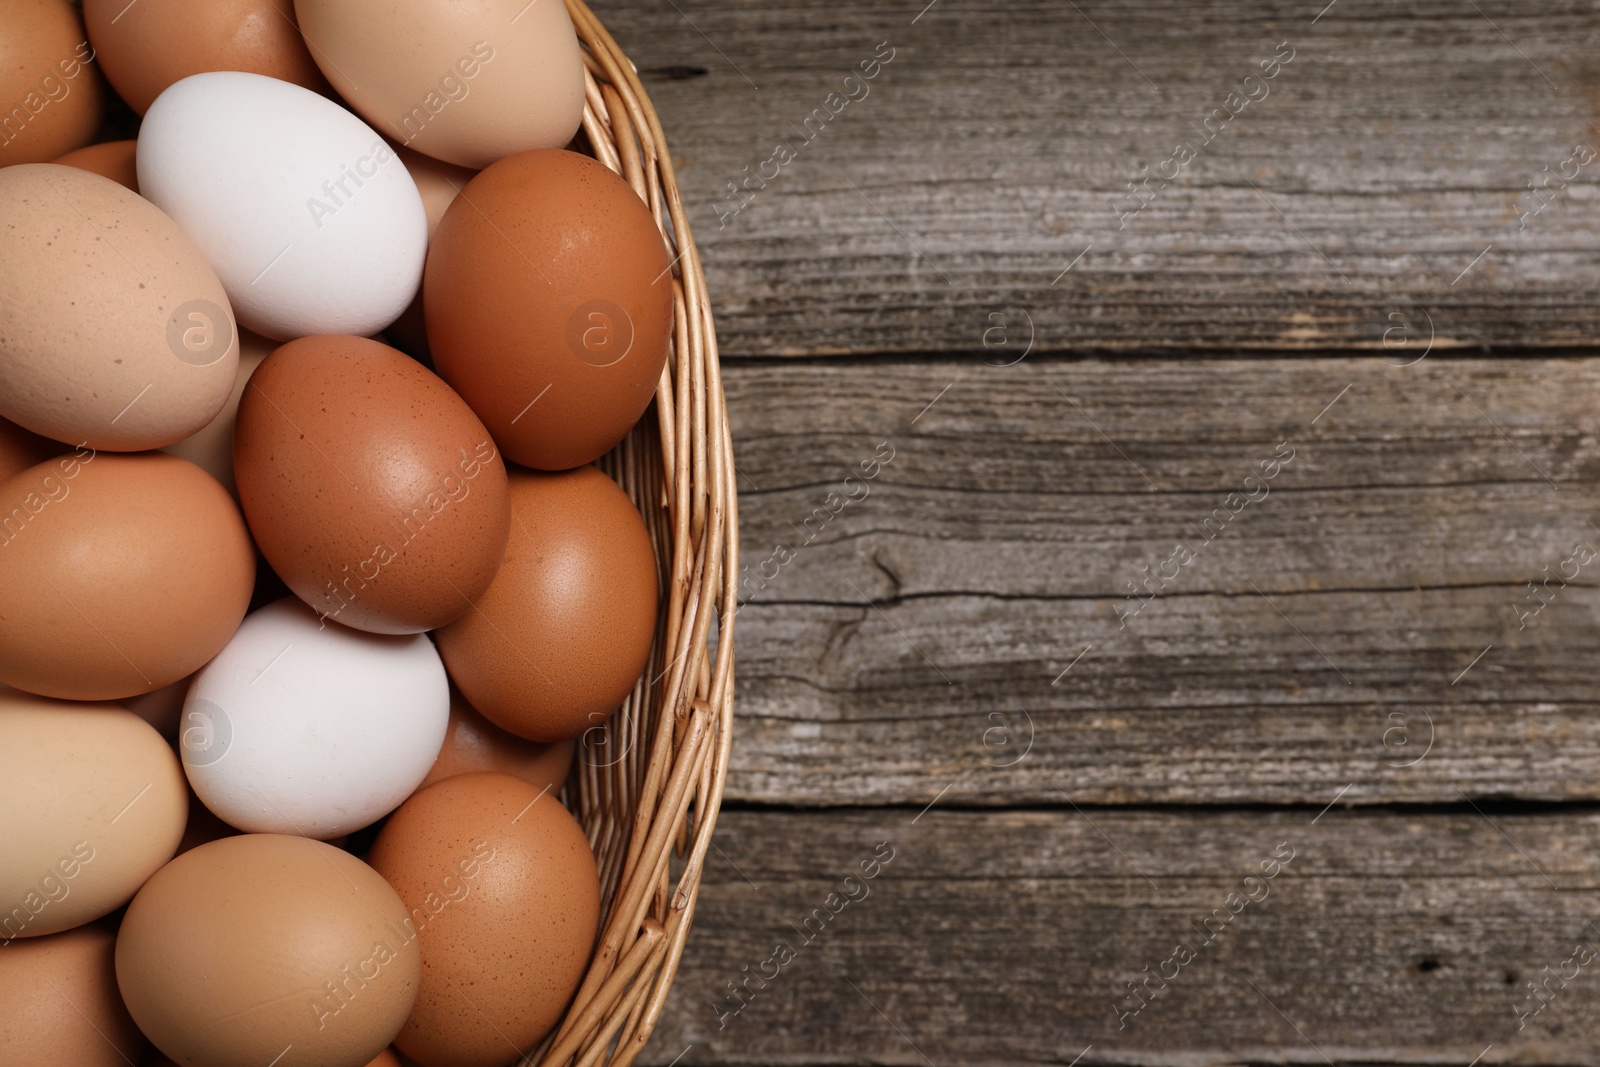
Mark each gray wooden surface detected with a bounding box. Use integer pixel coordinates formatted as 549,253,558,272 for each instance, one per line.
600,0,1600,358
579,1,1600,1063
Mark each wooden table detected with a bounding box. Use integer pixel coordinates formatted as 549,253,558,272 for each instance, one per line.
586,1,1600,1062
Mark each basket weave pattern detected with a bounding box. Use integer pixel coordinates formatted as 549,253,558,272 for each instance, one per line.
530,2,737,1064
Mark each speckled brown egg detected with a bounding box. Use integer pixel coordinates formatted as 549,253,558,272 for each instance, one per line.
425,149,673,470
233,335,511,634
52,138,138,190
0,0,104,166
83,0,330,115
233,334,508,633
435,466,658,742
0,164,240,451
366,772,599,1067
0,923,147,1065
418,688,574,793
0,452,255,700
116,834,421,1067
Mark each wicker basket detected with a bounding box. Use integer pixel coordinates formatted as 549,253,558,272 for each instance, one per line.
526,2,737,1064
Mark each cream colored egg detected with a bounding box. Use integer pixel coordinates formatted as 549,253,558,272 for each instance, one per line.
294,0,584,169
160,328,272,496
0,689,187,939
0,165,239,451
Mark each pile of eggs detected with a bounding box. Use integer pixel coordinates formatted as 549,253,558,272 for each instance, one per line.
0,2,676,1065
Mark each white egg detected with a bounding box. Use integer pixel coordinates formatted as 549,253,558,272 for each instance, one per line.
136,71,428,340
180,597,449,839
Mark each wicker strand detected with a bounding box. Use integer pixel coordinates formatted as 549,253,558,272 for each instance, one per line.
539,0,738,1063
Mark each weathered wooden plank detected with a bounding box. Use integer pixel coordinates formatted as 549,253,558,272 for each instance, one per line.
589,0,1600,356
721,356,1600,805
644,807,1600,1065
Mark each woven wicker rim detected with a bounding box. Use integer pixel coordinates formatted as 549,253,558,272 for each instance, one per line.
524,3,738,1064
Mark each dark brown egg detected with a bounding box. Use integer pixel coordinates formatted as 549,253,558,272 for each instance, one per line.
435,466,658,742
233,335,511,635
0,0,104,166
424,149,673,470
0,453,255,700
82,0,330,115
366,773,599,1067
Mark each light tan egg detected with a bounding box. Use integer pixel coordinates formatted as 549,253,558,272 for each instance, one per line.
0,690,188,939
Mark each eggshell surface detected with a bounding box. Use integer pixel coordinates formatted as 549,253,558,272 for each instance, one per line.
0,452,255,700
0,691,187,939
181,598,450,839
116,834,421,1067
161,327,271,497
0,165,240,451
294,0,583,169
436,466,657,742
51,138,137,190
0,416,59,482
138,72,428,340
83,0,330,114
0,0,103,166
367,773,600,1067
0,924,147,1065
418,689,575,792
426,149,673,469
234,335,511,634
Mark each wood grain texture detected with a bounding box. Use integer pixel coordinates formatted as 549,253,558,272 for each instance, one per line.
643,807,1600,1065
722,355,1600,806
586,0,1600,357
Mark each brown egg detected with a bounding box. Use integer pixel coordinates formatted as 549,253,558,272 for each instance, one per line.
0,452,255,700
234,335,511,634
52,138,137,190
425,149,673,470
366,1052,403,1067
436,466,657,742
0,414,60,483
0,924,147,1065
83,0,330,115
418,688,575,793
0,164,240,451
0,690,188,940
117,834,421,1067
161,327,272,497
0,0,104,166
366,773,599,1067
